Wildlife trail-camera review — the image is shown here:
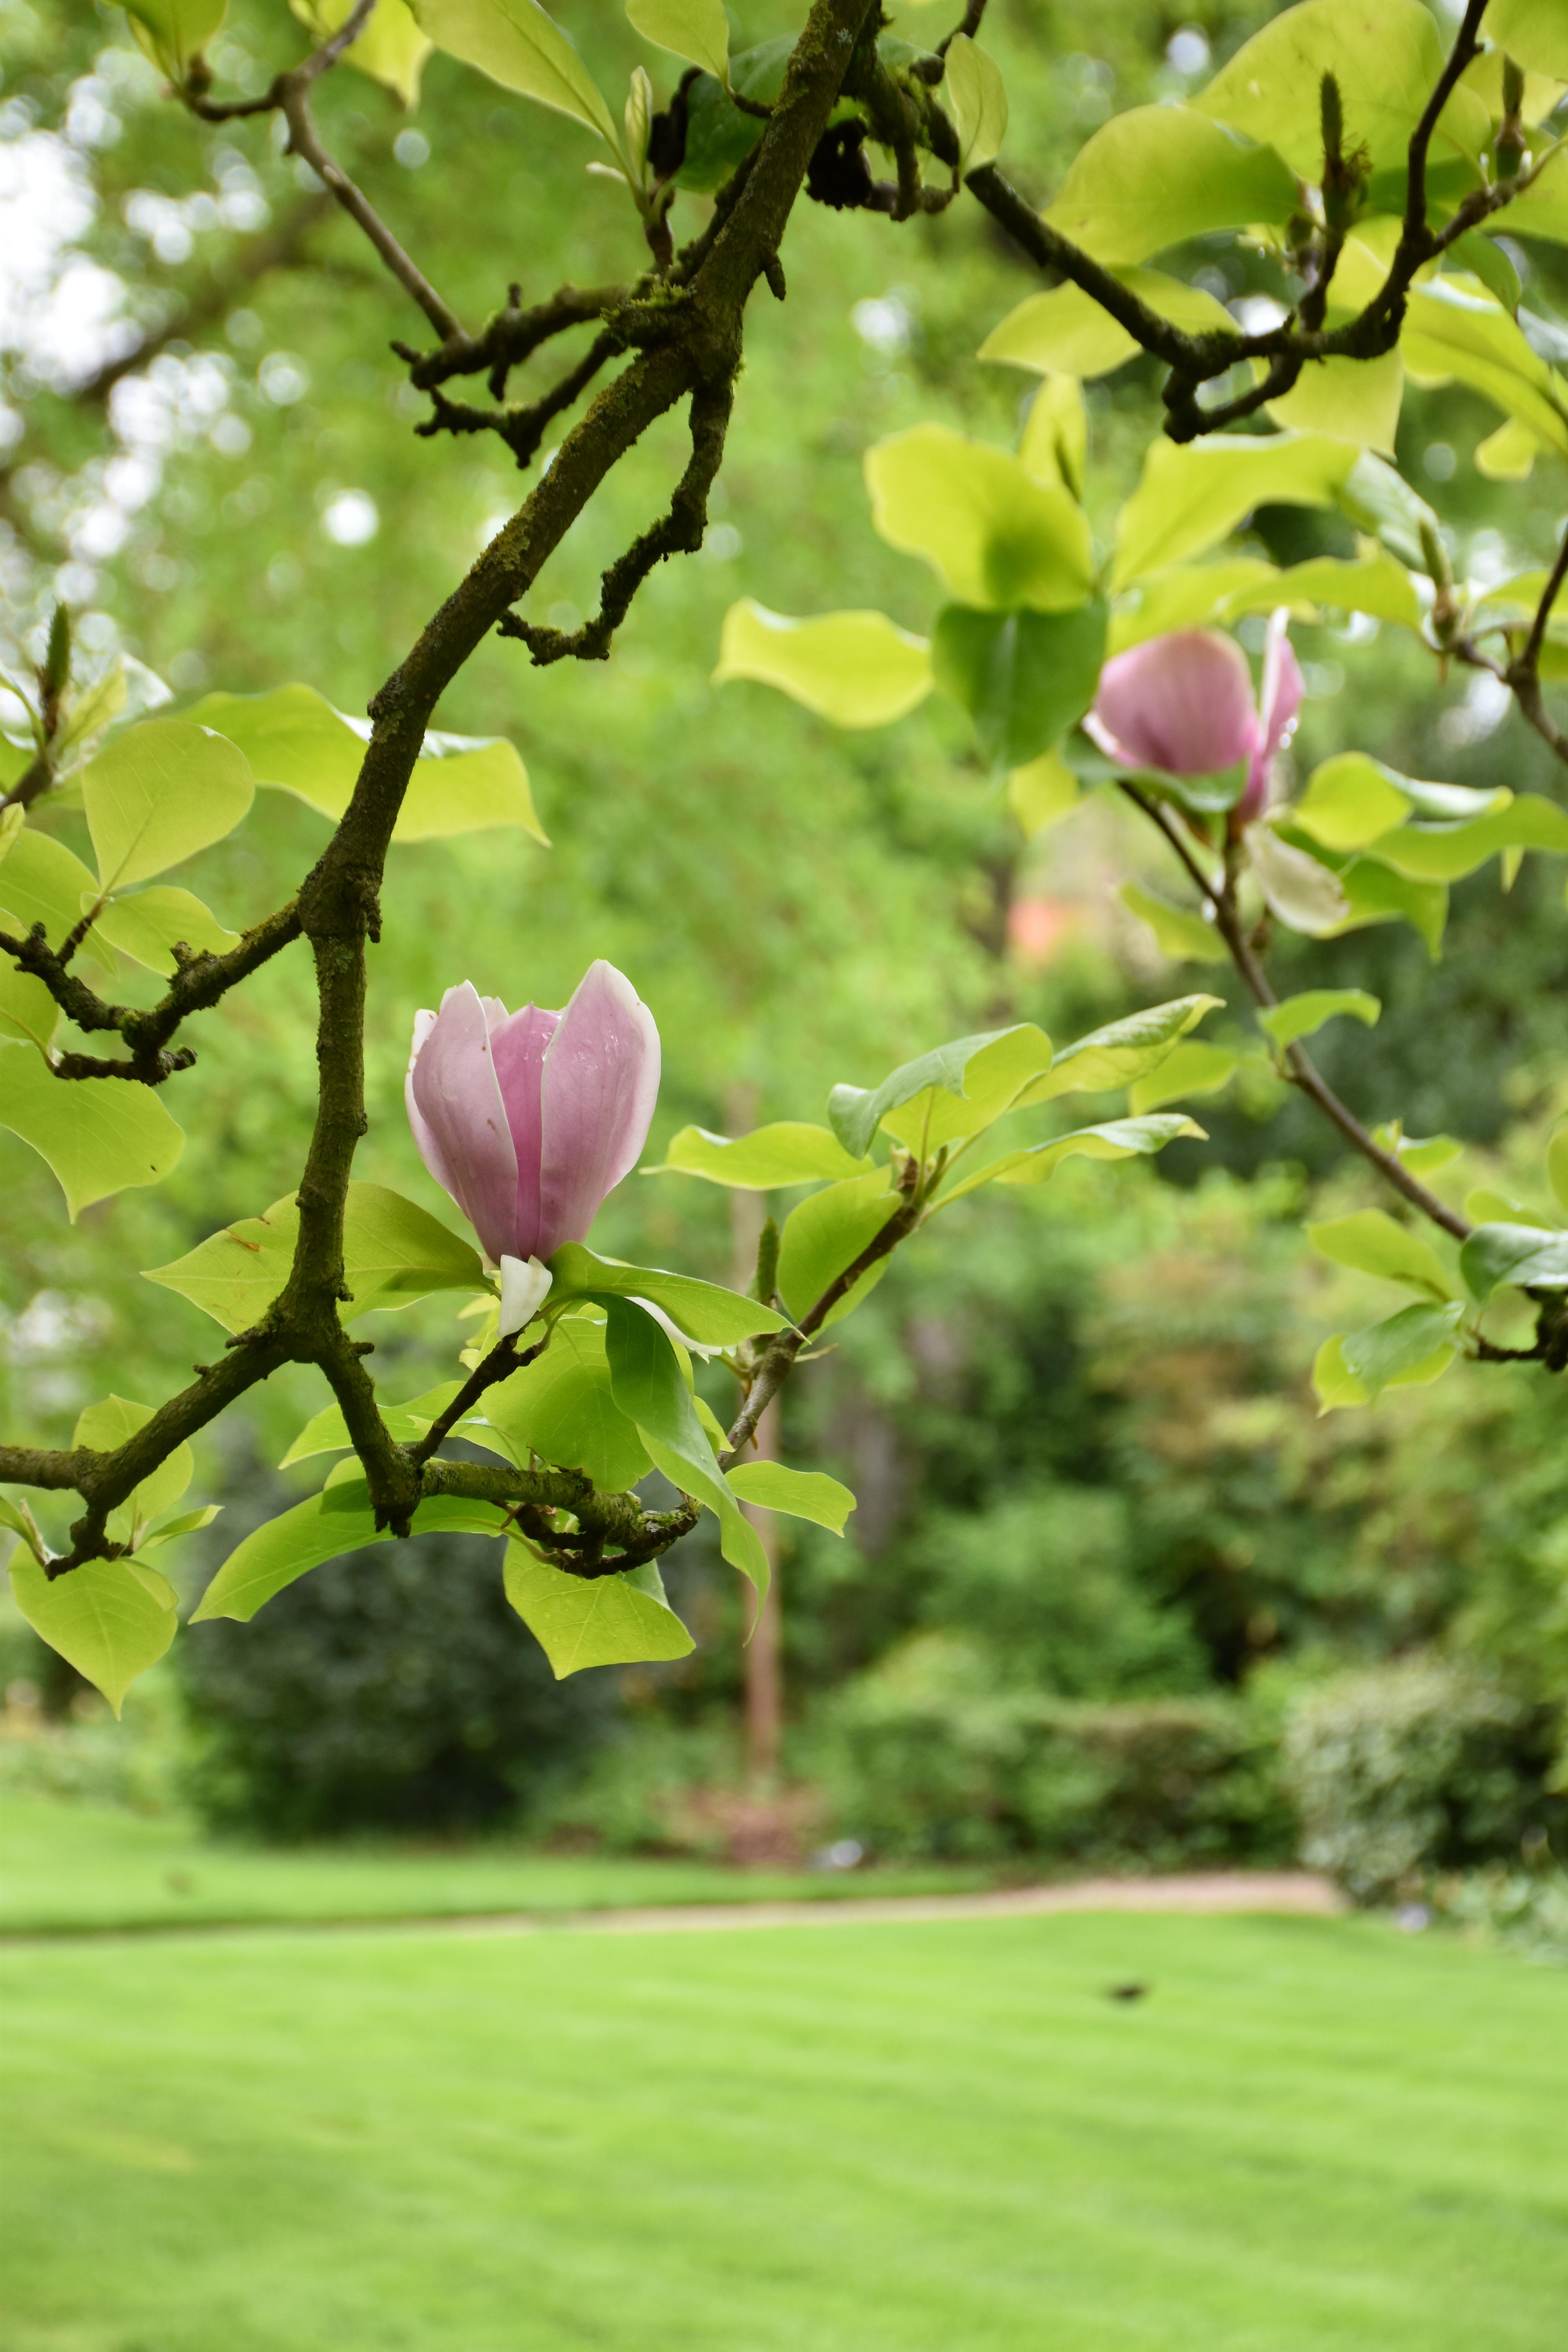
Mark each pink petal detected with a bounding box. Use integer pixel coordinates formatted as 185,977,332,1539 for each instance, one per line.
407,982,520,1264
536,961,660,1257
1091,631,1260,777
488,1002,559,1260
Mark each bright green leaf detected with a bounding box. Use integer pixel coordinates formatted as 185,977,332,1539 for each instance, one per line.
1008,746,1083,835
503,1543,693,1676
1403,279,1568,459
725,1460,856,1535
74,1395,192,1547
91,886,239,976
485,1316,653,1492
1128,1040,1241,1114
626,0,727,80
1023,995,1223,1103
1459,1222,1568,1302
1042,103,1297,266
712,603,932,728
648,1122,871,1189
1307,1209,1459,1300
945,33,1007,173
1258,989,1381,1049
1112,433,1359,588
865,426,1095,612
878,1027,1058,1154
279,1383,468,1467
938,1114,1205,1206
776,1169,900,1330
0,955,59,1051
408,0,621,152
932,600,1107,771
601,1298,768,1595
403,730,548,844
1116,880,1229,964
1489,0,1568,78
1364,795,1568,882
1548,1124,1568,1214
1194,0,1489,178
979,270,1234,382
1267,344,1404,456
79,719,253,890
291,0,432,105
547,1243,788,1343
1474,416,1541,479
120,0,226,80
1292,753,1420,850
1334,452,1441,575
0,829,118,977
829,1025,1053,1159
0,1042,183,1218
8,1551,174,1717
1313,1321,1459,1413
193,1483,509,1623
1018,376,1088,499
1341,1301,1465,1401
144,1181,482,1334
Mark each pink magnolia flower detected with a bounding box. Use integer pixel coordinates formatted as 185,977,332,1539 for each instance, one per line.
1087,612,1303,823
407,961,659,1334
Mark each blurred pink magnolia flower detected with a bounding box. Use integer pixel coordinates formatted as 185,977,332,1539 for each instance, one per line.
407,961,659,1335
1087,612,1303,822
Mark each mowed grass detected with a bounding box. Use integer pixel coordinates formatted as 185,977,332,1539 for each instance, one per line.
2,1908,1564,2352
0,1791,988,1935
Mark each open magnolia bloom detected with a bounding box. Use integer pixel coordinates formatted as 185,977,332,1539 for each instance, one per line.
1087,612,1303,823
407,960,660,1336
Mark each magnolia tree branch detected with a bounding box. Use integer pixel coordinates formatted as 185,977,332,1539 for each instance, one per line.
3,0,884,1571
1118,783,1473,1244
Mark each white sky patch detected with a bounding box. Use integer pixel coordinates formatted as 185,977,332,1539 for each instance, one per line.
321,490,380,546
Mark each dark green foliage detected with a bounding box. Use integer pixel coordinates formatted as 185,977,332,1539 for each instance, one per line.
1281,1658,1568,1901
181,1530,611,1838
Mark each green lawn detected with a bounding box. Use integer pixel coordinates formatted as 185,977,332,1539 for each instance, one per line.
0,1791,988,1935
2,1905,1564,2351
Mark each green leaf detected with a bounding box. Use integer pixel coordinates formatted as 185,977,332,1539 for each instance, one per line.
938,1114,1205,1206
1116,880,1229,964
91,886,239,976
1372,1125,1462,1180
1307,1209,1459,1301
626,0,727,81
1329,854,1449,958
1548,1125,1568,1215
144,1181,482,1334
1313,1321,1459,1414
1127,1040,1241,1115
183,684,547,843
1448,230,1523,318
944,33,1007,173
1022,995,1222,1103
1112,433,1359,589
1340,1301,1466,1402
1194,0,1489,178
712,603,932,728
192,1485,510,1623
8,1551,175,1718
503,1544,693,1677
1246,825,1350,936
1474,416,1541,480
1007,747,1083,835
725,1461,856,1535
828,1025,1053,1159
1018,376,1088,500
291,0,432,105
1258,989,1380,1050
120,0,226,80
775,1169,900,1330
0,828,117,977
864,426,1095,612
79,719,252,891
1459,1222,1568,1302
1489,0,1568,77
1363,795,1568,882
1267,344,1405,457
0,1042,184,1218
74,1395,193,1548
931,601,1107,770
670,44,780,191
648,1122,871,1189
546,1243,788,1343
485,1316,653,1492
408,0,621,153
1044,103,1296,265
1334,452,1441,575
601,1298,768,1595
979,269,1234,382
1293,753,1421,851
279,1383,467,1467
136,1503,221,1552
0,954,60,1051
1403,278,1568,459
